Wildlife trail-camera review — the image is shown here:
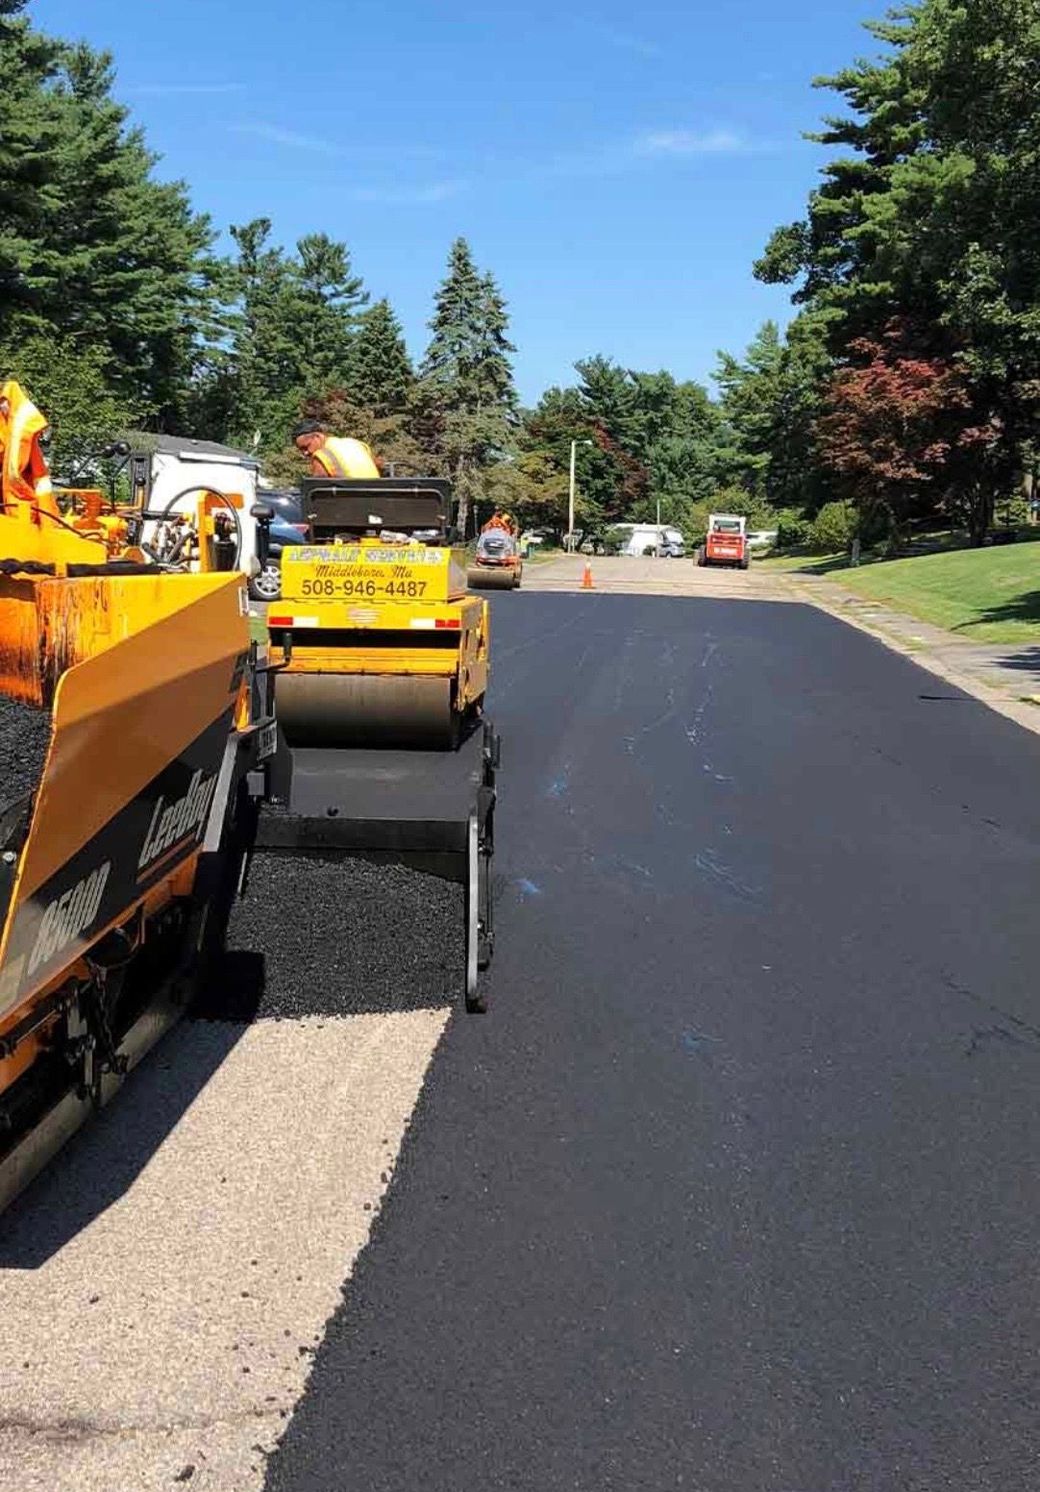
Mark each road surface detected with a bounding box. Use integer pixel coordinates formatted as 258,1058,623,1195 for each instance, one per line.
268,590,1040,1491
3,586,1039,1491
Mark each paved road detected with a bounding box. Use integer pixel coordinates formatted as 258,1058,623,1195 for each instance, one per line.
268,591,1040,1492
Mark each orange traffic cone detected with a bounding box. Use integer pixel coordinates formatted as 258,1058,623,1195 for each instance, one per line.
581,562,594,590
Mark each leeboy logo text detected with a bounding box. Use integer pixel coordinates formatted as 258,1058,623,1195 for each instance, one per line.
138,770,217,873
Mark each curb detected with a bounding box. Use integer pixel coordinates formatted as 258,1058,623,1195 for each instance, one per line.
794,578,1040,740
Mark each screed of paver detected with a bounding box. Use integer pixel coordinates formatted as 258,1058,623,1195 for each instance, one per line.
0,1009,448,1492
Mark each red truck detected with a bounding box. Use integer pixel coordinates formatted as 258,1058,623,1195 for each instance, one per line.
698,513,750,570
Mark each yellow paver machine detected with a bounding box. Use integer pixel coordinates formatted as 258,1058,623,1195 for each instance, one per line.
0,387,277,1207
259,477,499,1010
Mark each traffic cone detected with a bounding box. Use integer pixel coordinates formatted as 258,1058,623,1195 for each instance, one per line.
581,561,594,590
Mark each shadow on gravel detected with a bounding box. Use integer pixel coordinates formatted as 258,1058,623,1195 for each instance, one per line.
0,1019,248,1269
0,857,463,1266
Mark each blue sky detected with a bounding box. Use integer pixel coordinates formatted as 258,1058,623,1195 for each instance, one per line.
35,0,876,404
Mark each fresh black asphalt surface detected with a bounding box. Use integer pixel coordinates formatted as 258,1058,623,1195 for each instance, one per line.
267,591,1040,1492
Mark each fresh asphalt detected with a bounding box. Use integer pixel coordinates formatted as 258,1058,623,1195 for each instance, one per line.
267,590,1040,1492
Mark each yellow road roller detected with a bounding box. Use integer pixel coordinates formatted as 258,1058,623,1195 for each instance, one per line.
258,475,500,1011
467,528,523,590
268,478,490,749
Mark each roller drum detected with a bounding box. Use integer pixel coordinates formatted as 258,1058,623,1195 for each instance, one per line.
276,673,458,749
467,566,517,591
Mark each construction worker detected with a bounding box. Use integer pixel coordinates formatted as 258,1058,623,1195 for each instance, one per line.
0,380,58,519
291,420,381,479
482,507,517,537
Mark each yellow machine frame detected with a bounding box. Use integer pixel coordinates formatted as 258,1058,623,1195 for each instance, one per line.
270,534,490,745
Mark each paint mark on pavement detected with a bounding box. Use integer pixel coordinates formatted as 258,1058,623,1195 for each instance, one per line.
682,1029,722,1055
692,849,759,902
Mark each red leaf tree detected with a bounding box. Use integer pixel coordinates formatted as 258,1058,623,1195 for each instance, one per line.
816,322,999,546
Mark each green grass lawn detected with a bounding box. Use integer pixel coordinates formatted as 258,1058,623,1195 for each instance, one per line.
755,552,848,575
838,540,1040,645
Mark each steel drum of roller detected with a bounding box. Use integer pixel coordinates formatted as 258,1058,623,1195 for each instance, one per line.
467,564,516,590
276,673,458,749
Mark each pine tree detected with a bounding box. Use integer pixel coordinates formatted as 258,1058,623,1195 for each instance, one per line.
422,238,485,397
421,239,518,533
0,13,219,425
351,299,413,416
217,219,369,450
294,231,367,390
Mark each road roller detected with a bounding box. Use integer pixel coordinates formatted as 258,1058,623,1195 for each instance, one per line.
269,478,489,750
258,476,499,1011
0,385,276,1209
467,528,523,590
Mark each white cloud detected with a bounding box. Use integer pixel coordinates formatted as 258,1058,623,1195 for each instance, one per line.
232,122,346,155
591,25,662,59
636,129,749,156
126,82,244,97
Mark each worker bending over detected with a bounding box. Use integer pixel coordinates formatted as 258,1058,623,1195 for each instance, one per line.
482,508,517,537
0,380,57,517
292,420,381,479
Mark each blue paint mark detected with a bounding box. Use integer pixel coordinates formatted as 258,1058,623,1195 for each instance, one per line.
547,774,569,799
692,849,758,902
516,878,543,899
682,1029,721,1055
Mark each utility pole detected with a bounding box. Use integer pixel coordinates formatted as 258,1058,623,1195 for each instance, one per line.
568,439,593,551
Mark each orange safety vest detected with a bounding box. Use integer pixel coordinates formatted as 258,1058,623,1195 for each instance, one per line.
311,435,380,480
0,380,56,516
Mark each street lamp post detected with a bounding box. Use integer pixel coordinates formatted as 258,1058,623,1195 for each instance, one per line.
568,439,593,551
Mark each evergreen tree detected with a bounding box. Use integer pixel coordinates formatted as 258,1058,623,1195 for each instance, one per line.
218,219,368,450
351,299,413,416
0,12,219,424
293,231,367,390
715,319,829,512
422,238,485,394
421,239,518,533
755,0,1040,533
474,272,518,415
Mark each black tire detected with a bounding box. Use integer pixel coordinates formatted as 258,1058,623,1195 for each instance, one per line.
739,557,749,571
697,549,707,567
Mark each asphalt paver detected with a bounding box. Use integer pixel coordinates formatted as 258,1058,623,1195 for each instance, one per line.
267,591,1040,1492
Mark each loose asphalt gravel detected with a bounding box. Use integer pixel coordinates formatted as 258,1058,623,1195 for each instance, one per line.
197,851,464,1021
265,589,1040,1492
0,695,50,818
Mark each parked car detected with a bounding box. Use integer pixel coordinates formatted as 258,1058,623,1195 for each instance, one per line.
250,489,309,602
746,529,779,552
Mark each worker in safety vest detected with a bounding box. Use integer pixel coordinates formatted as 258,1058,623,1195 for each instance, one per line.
0,380,58,520
291,420,381,479
482,508,517,537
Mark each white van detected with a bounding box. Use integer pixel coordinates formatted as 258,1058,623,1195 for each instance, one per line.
612,523,684,557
